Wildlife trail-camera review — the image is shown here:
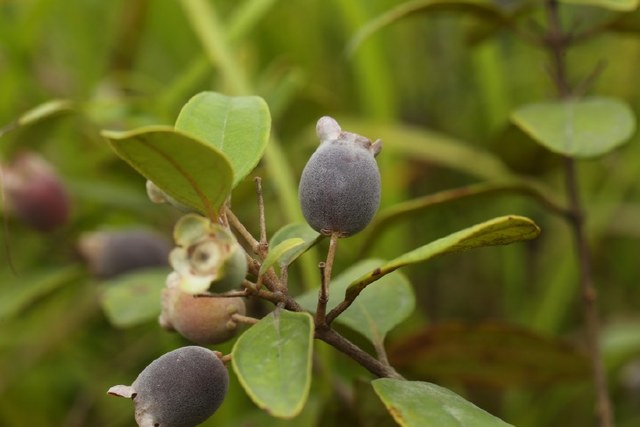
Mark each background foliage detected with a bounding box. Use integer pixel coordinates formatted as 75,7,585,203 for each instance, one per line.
1,0,640,426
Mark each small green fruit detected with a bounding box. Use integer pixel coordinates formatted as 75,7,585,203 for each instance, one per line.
160,278,246,345
298,116,382,236
108,346,228,427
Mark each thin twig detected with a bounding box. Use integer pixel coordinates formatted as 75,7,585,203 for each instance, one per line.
255,177,268,253
195,289,249,298
544,1,613,426
231,313,260,325
226,207,260,253
315,233,339,326
373,339,391,367
314,327,403,379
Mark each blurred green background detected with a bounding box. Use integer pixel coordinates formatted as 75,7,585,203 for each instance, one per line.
1,0,640,426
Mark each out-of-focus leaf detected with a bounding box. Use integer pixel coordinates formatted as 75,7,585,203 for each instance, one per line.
0,266,83,320
259,238,305,275
0,99,75,138
228,0,280,40
511,97,636,158
102,126,233,219
347,216,540,301
175,91,270,187
339,119,512,180
602,321,640,369
17,99,75,127
560,0,639,11
99,268,169,328
363,181,565,250
372,379,512,427
297,260,415,345
388,322,590,386
269,223,322,267
347,0,511,55
232,310,314,419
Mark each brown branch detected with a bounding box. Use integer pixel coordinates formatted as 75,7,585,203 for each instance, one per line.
315,327,403,379
227,207,260,254
544,2,613,426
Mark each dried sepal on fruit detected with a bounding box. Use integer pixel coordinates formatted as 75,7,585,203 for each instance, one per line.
159,272,246,345
298,116,381,237
170,214,247,294
108,346,228,427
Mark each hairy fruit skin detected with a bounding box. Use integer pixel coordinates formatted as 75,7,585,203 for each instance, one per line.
299,117,381,236
160,279,246,345
108,346,228,427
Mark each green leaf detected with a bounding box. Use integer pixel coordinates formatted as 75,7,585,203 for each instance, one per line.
372,379,512,427
259,238,305,276
362,181,564,250
1,99,75,138
0,266,82,320
560,0,639,11
388,322,590,386
347,0,510,55
511,97,636,158
347,216,540,301
175,91,271,187
102,126,233,219
232,310,314,419
99,268,169,328
270,223,323,267
17,99,75,127
297,260,415,345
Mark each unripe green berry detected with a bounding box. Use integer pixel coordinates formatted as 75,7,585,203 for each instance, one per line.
108,346,228,427
298,116,382,236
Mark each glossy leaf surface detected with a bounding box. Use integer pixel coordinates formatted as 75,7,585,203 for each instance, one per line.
103,126,233,219
373,379,512,426
175,91,271,187
232,310,314,419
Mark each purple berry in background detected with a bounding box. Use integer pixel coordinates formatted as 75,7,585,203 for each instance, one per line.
78,229,171,279
2,151,70,232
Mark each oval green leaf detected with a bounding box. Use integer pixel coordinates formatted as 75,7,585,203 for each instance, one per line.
175,91,271,187
372,379,512,427
259,238,305,276
232,310,314,419
560,0,639,11
511,97,636,158
270,222,323,267
99,268,169,328
297,259,415,345
102,126,233,219
346,216,540,302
